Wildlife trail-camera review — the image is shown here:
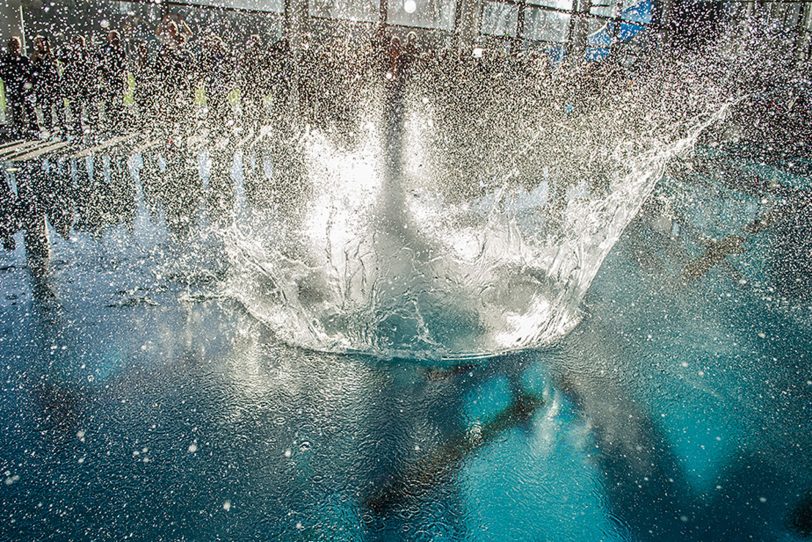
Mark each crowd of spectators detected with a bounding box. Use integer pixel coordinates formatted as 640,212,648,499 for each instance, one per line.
0,16,296,138
0,14,584,140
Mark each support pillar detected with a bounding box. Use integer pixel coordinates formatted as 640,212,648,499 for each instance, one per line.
797,2,812,64
285,0,309,49
568,0,592,59
455,0,483,52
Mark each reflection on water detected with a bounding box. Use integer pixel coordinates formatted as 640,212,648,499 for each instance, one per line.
0,144,809,539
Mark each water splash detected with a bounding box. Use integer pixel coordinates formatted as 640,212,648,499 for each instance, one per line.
227,109,728,359
223,22,788,360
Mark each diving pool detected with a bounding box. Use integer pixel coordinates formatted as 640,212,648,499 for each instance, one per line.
0,145,809,541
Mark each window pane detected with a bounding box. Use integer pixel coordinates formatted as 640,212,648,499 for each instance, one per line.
309,0,380,22
587,16,612,44
589,0,615,18
585,17,611,60
184,0,284,13
526,0,573,11
525,8,571,42
481,2,518,37
387,0,456,30
620,0,652,24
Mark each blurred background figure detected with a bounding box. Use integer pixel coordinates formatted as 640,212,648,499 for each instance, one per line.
239,34,267,126
30,35,63,134
156,13,193,48
387,35,402,80
0,36,36,136
97,30,128,131
129,38,153,130
267,37,291,115
156,19,197,128
199,33,234,128
60,35,96,135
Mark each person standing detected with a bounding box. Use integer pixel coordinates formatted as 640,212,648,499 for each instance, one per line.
155,21,197,127
267,37,291,116
238,34,267,126
402,32,419,76
0,36,36,136
129,38,152,129
60,35,95,135
97,30,128,131
30,35,63,133
199,33,233,127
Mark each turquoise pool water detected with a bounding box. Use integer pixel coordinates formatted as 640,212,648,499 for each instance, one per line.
0,147,810,541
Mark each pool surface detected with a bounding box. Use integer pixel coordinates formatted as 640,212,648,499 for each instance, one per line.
0,143,810,541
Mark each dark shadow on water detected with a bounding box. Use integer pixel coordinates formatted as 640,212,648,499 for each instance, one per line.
792,491,812,538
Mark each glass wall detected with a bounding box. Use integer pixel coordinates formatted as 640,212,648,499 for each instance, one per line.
16,0,284,52
524,7,570,42
308,0,381,22
527,0,572,11
589,0,652,22
480,0,581,46
478,0,656,59
586,0,652,60
481,2,519,37
387,0,457,31
184,0,284,13
308,0,456,30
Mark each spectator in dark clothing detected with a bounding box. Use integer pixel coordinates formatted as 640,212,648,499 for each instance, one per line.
239,34,268,125
401,32,420,78
60,35,96,135
97,30,128,130
267,38,292,110
0,36,36,136
156,22,197,126
30,35,64,133
199,33,233,127
156,14,193,48
129,39,154,129
387,36,402,80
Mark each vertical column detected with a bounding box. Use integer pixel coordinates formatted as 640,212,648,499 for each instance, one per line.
797,1,812,64
514,0,528,50
653,0,676,47
454,0,483,52
16,160,50,277
285,0,309,115
744,0,757,17
285,0,309,49
568,0,593,58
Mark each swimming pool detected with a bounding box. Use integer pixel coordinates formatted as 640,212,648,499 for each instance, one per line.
0,138,809,540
